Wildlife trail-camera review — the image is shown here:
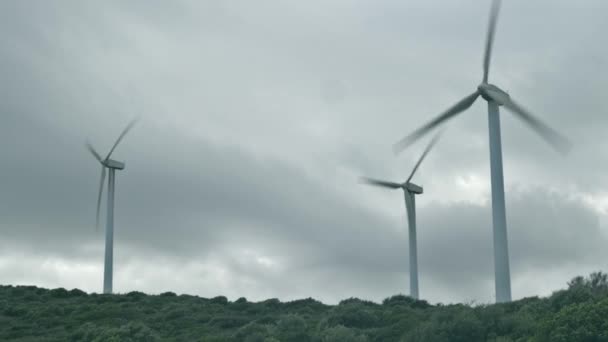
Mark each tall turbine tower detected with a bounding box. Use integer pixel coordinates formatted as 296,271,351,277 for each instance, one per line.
392,0,570,302
361,133,441,299
86,119,138,294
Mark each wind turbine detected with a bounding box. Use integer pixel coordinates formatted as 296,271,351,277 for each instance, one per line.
392,0,570,303
361,133,441,299
86,119,138,294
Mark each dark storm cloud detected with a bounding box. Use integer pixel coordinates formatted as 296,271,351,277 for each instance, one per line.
418,187,605,279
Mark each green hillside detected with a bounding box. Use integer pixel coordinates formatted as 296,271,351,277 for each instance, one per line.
1,272,607,341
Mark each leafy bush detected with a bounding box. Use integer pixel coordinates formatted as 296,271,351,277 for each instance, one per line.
210,296,229,305
320,325,368,342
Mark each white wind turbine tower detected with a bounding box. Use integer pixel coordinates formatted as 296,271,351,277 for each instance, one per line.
393,0,570,302
361,133,441,300
86,119,138,294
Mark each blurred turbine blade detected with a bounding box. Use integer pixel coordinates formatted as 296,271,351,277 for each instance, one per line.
495,95,572,154
393,91,479,154
483,0,502,83
405,130,443,184
359,177,402,189
96,166,106,231
105,117,140,160
86,142,103,163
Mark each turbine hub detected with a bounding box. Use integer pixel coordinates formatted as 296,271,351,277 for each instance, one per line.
478,83,510,105
104,159,125,170
405,182,423,194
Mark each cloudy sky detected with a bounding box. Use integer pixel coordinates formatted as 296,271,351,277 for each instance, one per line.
1,0,607,305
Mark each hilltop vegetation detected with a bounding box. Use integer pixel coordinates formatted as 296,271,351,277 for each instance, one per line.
1,272,608,341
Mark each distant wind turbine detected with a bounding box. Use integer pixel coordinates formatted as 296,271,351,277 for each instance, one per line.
361,133,441,299
86,118,139,294
392,0,570,303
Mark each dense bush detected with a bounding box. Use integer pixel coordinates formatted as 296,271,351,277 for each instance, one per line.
1,272,607,341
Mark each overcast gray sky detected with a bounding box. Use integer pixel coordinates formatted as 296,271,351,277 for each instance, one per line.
1,0,607,305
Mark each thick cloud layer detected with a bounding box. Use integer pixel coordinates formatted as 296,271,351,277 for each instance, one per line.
1,0,607,304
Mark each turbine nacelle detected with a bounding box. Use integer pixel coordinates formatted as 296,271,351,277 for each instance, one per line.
103,159,125,170
478,83,510,105
362,132,439,196
404,182,423,194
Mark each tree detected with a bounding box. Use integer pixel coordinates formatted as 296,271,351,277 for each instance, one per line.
538,298,608,342
271,314,310,342
320,325,368,342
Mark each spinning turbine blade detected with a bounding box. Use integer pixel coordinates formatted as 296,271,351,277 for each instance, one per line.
483,0,501,83
406,131,442,184
86,142,103,163
105,118,140,160
360,177,402,189
393,91,479,154
96,166,106,231
499,97,572,154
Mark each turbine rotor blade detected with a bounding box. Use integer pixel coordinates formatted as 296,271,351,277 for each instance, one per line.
483,0,501,83
86,142,103,163
359,177,402,189
405,130,443,184
96,166,106,231
496,96,572,154
393,91,479,154
105,117,140,160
